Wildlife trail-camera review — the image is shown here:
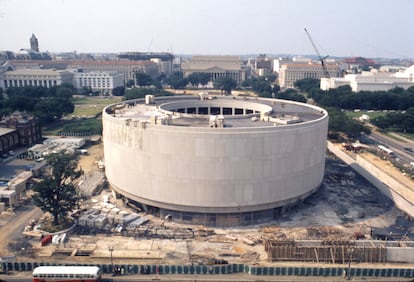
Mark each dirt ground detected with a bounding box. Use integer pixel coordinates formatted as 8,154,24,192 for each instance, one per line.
1,142,413,265
77,138,104,173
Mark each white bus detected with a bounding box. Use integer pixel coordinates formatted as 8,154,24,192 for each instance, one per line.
377,145,395,158
32,266,101,282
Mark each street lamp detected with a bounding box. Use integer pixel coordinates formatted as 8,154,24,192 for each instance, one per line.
347,248,354,280
108,245,114,275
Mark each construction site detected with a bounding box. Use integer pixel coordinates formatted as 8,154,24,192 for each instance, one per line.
1,133,414,281
6,142,411,267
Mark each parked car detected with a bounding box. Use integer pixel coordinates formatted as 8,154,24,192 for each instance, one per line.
404,147,414,153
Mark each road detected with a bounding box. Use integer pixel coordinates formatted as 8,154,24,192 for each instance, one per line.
363,130,414,165
0,204,42,257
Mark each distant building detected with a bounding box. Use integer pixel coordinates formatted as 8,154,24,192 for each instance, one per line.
0,61,14,73
118,52,173,75
0,127,19,155
67,60,160,85
343,57,376,73
72,71,124,95
0,171,32,209
182,56,247,84
0,68,73,89
9,59,72,70
320,65,414,92
273,57,292,74
30,34,39,52
279,62,341,88
248,55,273,77
0,112,42,147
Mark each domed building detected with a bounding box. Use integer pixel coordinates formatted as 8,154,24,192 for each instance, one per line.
103,94,328,226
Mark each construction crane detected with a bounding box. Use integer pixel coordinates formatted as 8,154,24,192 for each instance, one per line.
304,28,330,78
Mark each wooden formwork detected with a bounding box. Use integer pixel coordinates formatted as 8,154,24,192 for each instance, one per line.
265,240,387,264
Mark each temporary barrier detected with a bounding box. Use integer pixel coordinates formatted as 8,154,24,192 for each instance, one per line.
6,261,414,278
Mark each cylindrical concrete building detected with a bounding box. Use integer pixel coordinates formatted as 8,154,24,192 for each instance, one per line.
103,95,328,226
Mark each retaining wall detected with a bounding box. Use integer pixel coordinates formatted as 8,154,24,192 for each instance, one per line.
327,142,414,218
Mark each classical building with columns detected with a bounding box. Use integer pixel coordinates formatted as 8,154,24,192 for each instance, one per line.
182,56,247,84
0,68,73,89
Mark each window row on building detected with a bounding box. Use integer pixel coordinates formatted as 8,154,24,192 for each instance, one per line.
278,63,341,88
3,79,57,88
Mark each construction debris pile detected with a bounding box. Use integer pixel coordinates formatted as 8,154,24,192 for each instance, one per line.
77,202,148,232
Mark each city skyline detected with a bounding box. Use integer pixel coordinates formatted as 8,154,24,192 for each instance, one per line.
0,0,413,59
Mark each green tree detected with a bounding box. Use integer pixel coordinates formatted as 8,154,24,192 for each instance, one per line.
275,89,307,103
198,73,210,87
214,77,237,94
136,72,154,87
32,152,82,226
4,95,38,112
80,86,94,96
112,86,125,96
294,78,320,92
326,107,370,139
33,98,74,124
272,84,281,94
165,72,188,89
123,88,172,101
187,73,210,87
56,87,73,99
126,80,135,88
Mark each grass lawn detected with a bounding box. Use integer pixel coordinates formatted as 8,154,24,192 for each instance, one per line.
69,96,122,118
43,96,121,136
345,110,388,120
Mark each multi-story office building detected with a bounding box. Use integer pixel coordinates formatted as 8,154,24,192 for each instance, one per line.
67,60,160,84
118,52,174,75
182,56,247,84
72,71,124,95
321,65,414,92
279,62,341,88
0,68,73,89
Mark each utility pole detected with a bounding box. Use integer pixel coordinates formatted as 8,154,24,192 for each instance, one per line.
347,248,354,280
108,245,114,275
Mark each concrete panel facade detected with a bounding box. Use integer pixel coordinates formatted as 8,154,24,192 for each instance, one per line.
103,96,328,225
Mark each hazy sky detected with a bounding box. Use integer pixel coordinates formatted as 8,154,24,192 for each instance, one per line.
0,0,413,58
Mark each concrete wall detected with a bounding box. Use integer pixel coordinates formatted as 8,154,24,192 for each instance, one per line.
103,98,328,214
387,247,414,263
327,142,414,218
355,156,414,218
